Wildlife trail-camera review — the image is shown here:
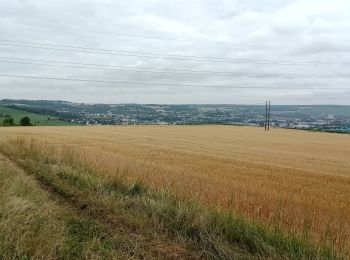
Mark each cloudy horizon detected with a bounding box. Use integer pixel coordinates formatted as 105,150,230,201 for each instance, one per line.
1,0,350,105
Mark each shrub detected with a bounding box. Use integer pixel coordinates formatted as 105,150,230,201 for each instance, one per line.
2,117,14,126
19,116,31,126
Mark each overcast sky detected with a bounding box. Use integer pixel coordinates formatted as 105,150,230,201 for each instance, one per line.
0,0,350,104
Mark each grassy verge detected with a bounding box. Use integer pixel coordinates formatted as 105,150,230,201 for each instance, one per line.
0,148,200,259
0,138,340,259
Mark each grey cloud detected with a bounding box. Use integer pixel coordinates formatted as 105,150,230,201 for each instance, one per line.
0,0,349,104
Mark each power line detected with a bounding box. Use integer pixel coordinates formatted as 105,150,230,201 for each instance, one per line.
7,20,350,56
0,74,349,90
0,56,238,74
1,20,296,49
1,58,350,78
1,39,246,61
1,39,349,67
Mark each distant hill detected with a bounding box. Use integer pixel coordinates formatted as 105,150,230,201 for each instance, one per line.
0,99,349,131
0,106,76,126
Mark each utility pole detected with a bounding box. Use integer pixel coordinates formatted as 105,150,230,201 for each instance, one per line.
267,101,271,131
265,101,268,131
264,101,271,131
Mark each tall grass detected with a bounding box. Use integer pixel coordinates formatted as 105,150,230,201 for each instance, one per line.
0,137,340,259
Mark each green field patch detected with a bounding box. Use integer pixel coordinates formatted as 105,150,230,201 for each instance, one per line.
0,107,75,126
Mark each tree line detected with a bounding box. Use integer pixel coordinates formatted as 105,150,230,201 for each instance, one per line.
2,116,31,126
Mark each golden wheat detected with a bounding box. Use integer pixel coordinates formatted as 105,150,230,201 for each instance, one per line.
1,125,350,252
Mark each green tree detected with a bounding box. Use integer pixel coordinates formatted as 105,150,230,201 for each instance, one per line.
19,116,31,126
2,117,14,126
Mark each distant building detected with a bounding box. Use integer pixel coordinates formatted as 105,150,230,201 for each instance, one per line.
325,114,335,120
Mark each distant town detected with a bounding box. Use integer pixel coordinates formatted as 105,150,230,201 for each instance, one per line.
1,99,350,133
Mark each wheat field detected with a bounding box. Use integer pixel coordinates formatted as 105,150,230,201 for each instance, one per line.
1,125,350,253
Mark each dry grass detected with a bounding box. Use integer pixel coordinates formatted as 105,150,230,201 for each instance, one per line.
1,125,350,254
0,142,209,259
0,153,68,258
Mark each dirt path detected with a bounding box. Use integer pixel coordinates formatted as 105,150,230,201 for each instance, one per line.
0,152,204,259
